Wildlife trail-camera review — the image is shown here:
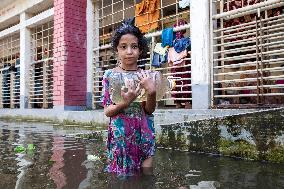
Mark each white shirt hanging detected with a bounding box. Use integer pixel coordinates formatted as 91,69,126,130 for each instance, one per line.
179,0,190,9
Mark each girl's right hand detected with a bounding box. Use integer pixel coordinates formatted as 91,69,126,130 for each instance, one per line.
120,78,141,107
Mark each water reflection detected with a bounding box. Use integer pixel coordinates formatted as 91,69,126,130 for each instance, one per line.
106,174,156,189
0,121,284,189
50,135,67,189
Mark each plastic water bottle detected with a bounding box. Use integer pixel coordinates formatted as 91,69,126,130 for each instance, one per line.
108,70,175,104
152,71,176,101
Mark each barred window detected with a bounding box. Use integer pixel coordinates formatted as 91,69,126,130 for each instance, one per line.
212,0,284,108
93,0,192,109
29,21,54,109
0,34,20,108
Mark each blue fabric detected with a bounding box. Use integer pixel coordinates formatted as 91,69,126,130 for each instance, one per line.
174,37,191,53
161,53,167,65
151,52,160,67
162,28,174,47
16,59,20,65
151,52,167,67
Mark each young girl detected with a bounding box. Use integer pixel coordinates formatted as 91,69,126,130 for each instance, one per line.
101,22,156,176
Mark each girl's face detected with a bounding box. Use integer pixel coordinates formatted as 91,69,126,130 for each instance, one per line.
117,34,141,67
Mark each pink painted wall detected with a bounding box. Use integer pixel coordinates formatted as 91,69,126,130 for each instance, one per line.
53,0,87,107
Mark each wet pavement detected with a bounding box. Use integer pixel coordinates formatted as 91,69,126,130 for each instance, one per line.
1,121,284,189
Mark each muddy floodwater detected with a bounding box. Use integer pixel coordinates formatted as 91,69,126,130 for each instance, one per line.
1,121,284,189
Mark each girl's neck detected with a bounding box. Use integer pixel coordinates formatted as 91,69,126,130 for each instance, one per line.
118,63,138,72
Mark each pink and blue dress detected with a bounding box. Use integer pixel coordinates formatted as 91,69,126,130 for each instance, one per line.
101,69,155,176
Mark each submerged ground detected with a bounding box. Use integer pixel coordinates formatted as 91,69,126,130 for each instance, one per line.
1,121,284,189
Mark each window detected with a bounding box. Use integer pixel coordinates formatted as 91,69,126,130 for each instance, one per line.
212,0,284,108
93,0,192,109
30,21,54,109
0,34,20,108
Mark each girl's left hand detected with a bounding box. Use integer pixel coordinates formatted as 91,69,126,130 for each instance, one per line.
137,70,156,95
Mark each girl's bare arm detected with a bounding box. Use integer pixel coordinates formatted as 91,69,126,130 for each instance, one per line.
143,92,156,115
104,102,128,117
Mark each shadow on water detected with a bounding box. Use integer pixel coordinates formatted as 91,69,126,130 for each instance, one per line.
0,121,284,189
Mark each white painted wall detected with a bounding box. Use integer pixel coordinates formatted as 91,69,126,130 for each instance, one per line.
87,0,95,109
0,0,48,24
0,1,54,39
190,0,211,109
20,12,31,109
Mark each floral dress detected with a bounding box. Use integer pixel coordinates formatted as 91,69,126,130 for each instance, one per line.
101,69,155,176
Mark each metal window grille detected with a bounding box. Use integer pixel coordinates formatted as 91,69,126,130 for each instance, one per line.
211,0,284,108
0,21,20,33
93,0,191,109
0,34,20,108
29,21,54,109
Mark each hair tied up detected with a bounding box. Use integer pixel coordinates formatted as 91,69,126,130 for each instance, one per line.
112,18,149,61
123,18,135,27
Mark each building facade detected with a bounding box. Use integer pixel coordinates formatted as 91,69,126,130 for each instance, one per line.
0,0,283,111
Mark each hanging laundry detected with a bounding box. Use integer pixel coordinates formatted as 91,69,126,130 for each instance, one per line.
162,28,174,47
170,60,191,107
170,17,190,108
154,43,168,56
173,19,188,39
179,0,191,9
152,52,167,68
16,58,20,66
168,44,191,107
167,47,187,67
174,37,191,53
135,0,160,33
152,43,168,67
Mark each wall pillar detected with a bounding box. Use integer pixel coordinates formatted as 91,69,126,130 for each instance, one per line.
86,0,94,109
53,0,87,110
190,0,211,109
20,12,31,109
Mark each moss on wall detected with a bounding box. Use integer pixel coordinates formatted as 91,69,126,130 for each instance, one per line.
157,124,187,150
266,146,284,163
156,108,284,163
218,138,259,160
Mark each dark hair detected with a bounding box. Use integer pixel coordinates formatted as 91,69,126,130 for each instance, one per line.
112,21,149,61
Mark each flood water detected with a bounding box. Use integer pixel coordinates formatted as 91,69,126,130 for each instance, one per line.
1,121,284,189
